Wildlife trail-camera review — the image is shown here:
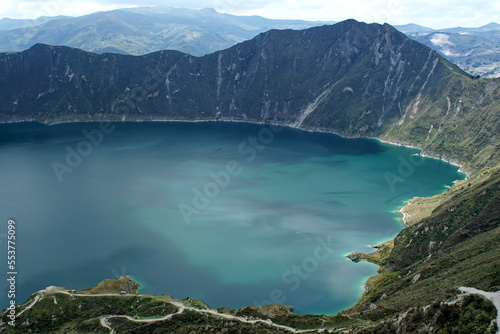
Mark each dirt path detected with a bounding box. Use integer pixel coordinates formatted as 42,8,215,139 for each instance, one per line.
459,287,500,334
101,301,320,333
15,288,324,333
16,294,40,317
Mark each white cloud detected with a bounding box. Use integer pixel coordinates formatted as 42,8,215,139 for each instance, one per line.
1,0,143,19
0,0,14,17
384,0,500,28
212,0,499,28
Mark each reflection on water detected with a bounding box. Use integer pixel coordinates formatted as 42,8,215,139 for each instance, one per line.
0,121,464,314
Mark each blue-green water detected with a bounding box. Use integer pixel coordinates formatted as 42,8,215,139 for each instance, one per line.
0,122,464,314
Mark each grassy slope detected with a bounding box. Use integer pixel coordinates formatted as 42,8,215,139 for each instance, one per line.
354,294,498,334
1,23,498,175
342,167,500,323
379,66,500,173
1,169,497,332
2,293,179,333
0,22,498,333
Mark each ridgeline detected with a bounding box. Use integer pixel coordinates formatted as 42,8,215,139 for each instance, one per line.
1,19,499,333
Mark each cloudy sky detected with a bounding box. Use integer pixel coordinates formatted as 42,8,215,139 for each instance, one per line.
0,0,498,29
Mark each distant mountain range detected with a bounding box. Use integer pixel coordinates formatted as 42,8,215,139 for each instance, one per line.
399,22,500,78
1,19,498,172
0,7,498,78
0,15,70,30
0,19,499,333
0,7,332,56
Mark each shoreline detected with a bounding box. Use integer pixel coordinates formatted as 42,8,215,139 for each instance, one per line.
4,117,468,224
1,117,470,173
375,137,469,179
397,207,410,227
1,117,471,316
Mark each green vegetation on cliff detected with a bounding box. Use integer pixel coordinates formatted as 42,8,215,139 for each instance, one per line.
0,19,498,333
0,20,498,171
342,167,499,330
1,168,498,332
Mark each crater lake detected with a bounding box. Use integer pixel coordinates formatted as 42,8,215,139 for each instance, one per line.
0,121,464,314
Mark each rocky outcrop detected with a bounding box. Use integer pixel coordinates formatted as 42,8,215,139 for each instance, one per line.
0,20,498,170
346,252,364,262
342,167,500,322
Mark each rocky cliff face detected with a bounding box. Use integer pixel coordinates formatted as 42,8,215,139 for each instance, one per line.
0,19,498,170
342,167,500,324
0,20,499,333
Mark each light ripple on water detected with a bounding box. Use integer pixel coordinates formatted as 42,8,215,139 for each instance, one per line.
0,122,464,314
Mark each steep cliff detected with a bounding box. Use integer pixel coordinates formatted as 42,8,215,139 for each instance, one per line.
0,20,498,171
343,167,500,323
0,19,499,333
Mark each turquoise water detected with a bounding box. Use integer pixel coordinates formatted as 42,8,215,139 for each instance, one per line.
0,122,464,314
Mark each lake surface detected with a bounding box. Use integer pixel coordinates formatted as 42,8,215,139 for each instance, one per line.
0,122,464,314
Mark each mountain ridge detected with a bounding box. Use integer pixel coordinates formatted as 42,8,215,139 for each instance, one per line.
0,7,498,78
0,7,334,57
0,19,499,333
0,20,498,172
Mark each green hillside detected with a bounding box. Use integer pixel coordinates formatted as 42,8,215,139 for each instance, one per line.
0,19,498,333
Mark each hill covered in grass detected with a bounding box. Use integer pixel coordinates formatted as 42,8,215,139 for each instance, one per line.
0,19,498,333
0,20,498,172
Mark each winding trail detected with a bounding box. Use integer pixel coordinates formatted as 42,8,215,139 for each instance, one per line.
459,287,500,334
15,288,324,333
99,317,114,333
16,295,40,317
15,286,500,333
101,301,321,333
